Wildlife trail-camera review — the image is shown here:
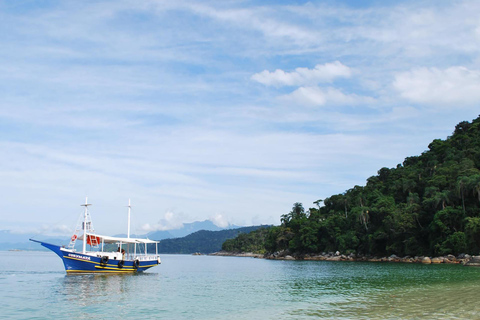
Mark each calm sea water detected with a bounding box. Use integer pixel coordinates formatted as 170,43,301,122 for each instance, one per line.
1,251,480,319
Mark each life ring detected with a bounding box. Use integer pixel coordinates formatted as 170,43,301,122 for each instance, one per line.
101,256,108,264
118,260,124,268
133,259,140,269
71,234,77,242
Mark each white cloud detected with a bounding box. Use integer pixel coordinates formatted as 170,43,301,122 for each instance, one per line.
209,213,229,228
141,211,185,232
251,61,352,87
393,66,480,106
184,3,317,46
252,61,372,109
280,86,374,107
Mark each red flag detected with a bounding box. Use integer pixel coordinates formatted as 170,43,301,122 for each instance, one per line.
86,235,100,246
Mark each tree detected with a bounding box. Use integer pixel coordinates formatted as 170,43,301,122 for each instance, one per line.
281,202,305,226
469,174,480,204
313,199,323,209
465,217,480,254
434,190,450,210
457,176,470,214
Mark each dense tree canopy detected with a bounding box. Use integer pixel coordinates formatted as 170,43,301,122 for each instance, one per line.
224,116,480,257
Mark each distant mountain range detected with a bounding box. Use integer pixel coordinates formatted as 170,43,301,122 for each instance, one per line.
114,220,239,240
0,220,241,251
157,225,270,254
0,230,61,251
0,230,70,251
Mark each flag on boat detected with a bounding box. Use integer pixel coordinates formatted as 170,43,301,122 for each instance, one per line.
86,235,100,246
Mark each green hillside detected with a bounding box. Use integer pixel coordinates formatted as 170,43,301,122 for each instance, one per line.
156,225,268,254
224,116,480,257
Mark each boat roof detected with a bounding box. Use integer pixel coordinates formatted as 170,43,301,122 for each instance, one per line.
78,233,159,244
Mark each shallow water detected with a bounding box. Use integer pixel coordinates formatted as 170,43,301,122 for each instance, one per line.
1,251,480,319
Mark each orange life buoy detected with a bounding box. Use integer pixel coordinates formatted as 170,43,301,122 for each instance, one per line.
71,234,77,241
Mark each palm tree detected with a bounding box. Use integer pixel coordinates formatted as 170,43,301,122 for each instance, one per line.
361,210,369,231
344,197,349,218
292,202,305,218
313,199,323,209
281,202,305,226
457,176,470,214
434,190,450,210
354,207,369,231
469,174,480,205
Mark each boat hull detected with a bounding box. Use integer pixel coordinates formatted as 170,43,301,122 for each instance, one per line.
31,240,160,273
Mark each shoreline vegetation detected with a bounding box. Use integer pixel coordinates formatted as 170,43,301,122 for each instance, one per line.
220,116,480,263
211,251,480,266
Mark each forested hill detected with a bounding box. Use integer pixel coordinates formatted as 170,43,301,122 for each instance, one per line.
224,116,480,257
156,225,268,254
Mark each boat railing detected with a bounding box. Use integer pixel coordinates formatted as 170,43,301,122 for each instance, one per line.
90,251,160,262
124,253,160,261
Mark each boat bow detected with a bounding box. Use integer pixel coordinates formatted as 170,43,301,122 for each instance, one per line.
29,239,64,258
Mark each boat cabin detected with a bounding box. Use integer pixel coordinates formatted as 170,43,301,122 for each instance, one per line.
77,233,160,262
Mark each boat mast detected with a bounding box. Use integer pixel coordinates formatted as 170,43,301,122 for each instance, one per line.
81,197,91,254
127,199,131,239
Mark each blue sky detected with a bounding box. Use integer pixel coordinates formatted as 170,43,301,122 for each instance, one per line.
1,0,480,236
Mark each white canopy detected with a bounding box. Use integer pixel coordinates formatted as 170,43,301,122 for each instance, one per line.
78,233,159,244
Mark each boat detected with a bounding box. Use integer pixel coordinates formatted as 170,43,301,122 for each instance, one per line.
30,198,161,273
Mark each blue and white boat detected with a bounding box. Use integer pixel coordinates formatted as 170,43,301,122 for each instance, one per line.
30,198,161,273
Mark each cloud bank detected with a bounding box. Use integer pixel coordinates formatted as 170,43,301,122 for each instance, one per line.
393,66,480,107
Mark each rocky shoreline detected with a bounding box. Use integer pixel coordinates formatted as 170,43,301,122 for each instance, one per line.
210,251,480,266
211,251,265,258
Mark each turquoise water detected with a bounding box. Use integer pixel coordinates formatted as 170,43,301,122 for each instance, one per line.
1,251,480,319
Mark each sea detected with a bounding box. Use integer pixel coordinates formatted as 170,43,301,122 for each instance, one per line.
1,251,480,319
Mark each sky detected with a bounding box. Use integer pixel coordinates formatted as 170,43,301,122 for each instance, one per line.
1,0,480,236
